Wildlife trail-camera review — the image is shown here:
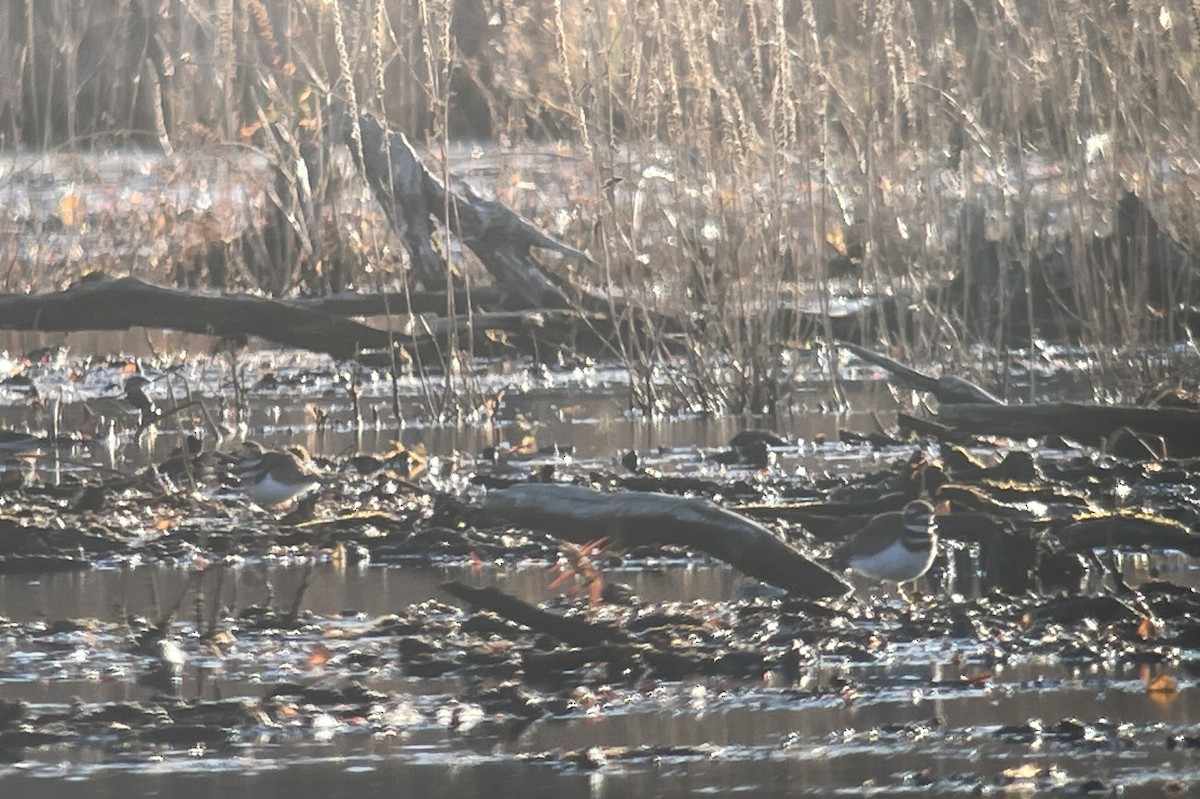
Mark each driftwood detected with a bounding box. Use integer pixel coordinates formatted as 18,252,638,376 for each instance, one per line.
847,343,1200,455
1053,514,1200,556
0,274,398,360
0,274,603,364
936,402,1200,455
349,114,588,310
440,581,630,647
440,582,715,680
896,411,970,442
842,342,1003,405
482,483,850,598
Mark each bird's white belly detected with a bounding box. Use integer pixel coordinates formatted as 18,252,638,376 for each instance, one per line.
849,538,935,582
245,475,320,507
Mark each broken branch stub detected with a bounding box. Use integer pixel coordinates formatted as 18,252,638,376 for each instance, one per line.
349,114,578,310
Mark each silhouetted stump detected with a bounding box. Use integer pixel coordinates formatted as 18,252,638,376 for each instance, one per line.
348,114,588,310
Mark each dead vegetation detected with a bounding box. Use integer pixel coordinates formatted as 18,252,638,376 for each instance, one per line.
2,1,1200,415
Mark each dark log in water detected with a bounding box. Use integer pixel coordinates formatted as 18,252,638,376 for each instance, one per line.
841,342,1003,405
348,114,585,309
482,483,851,598
1054,514,1200,556
0,274,398,360
0,274,602,364
934,511,1040,595
440,581,630,647
896,411,972,442
937,402,1200,455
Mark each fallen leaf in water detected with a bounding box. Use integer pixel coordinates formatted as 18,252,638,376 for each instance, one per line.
308,643,332,667
1137,616,1157,640
1147,673,1180,708
999,763,1040,781
1147,674,1178,694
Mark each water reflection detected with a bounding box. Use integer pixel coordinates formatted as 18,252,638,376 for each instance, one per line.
1,333,898,477
2,559,1199,796
0,562,745,624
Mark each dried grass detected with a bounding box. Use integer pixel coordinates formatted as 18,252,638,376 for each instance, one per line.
2,1,1199,410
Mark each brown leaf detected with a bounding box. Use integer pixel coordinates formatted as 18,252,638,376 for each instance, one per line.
58,193,85,228
1147,674,1178,694
1137,616,1158,640
308,643,332,667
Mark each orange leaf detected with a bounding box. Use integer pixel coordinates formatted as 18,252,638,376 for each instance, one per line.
308,643,332,667
58,193,85,227
1137,616,1158,640
825,225,847,255
548,568,577,591
581,537,609,555
1147,674,1178,694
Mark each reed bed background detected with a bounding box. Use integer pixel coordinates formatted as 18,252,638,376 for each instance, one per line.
2,0,1199,413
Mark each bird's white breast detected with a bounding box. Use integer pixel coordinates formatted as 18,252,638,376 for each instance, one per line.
849,537,936,582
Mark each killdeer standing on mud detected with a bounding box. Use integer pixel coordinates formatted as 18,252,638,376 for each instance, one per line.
235,445,322,508
833,500,939,587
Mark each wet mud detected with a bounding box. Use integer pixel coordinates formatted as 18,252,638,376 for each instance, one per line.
1,351,1200,796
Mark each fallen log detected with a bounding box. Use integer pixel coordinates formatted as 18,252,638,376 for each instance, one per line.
841,342,1003,404
440,581,630,647
0,274,400,361
896,411,970,442
1053,514,1200,556
0,274,605,365
413,308,611,358
936,402,1200,456
440,582,709,680
482,483,850,598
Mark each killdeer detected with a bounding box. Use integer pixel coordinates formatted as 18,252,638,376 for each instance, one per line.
834,499,939,585
235,446,322,507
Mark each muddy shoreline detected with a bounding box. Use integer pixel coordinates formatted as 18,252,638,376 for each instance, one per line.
1,348,1199,794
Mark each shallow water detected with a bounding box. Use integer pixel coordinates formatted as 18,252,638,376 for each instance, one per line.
0,332,904,482
2,558,1199,796
1,339,1196,796
0,561,746,625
